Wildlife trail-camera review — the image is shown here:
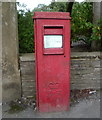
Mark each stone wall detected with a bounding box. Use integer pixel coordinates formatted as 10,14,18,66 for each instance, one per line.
20,52,101,98
70,52,100,89
2,2,21,102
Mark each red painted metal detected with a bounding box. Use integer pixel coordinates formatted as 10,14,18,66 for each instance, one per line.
33,12,71,112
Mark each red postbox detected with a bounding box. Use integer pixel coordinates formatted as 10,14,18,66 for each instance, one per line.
33,12,71,112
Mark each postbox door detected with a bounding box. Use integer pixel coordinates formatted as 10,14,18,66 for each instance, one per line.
35,19,70,112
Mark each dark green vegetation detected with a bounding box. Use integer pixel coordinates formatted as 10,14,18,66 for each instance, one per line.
17,2,101,53
18,4,34,53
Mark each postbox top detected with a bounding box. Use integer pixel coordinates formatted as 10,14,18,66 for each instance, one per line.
33,12,71,20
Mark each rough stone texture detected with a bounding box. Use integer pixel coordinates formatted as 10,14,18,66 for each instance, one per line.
93,2,101,23
20,61,36,98
0,2,2,119
71,53,100,90
20,52,101,98
101,2,102,18
92,3,102,51
2,2,21,102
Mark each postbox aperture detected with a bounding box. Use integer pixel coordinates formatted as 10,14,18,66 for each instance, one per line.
43,26,64,55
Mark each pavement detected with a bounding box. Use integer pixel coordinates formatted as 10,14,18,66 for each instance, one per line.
2,90,101,118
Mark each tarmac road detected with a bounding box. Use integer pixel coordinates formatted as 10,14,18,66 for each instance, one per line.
2,90,100,118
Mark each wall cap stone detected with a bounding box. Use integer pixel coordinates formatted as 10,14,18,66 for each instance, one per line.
20,52,101,62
